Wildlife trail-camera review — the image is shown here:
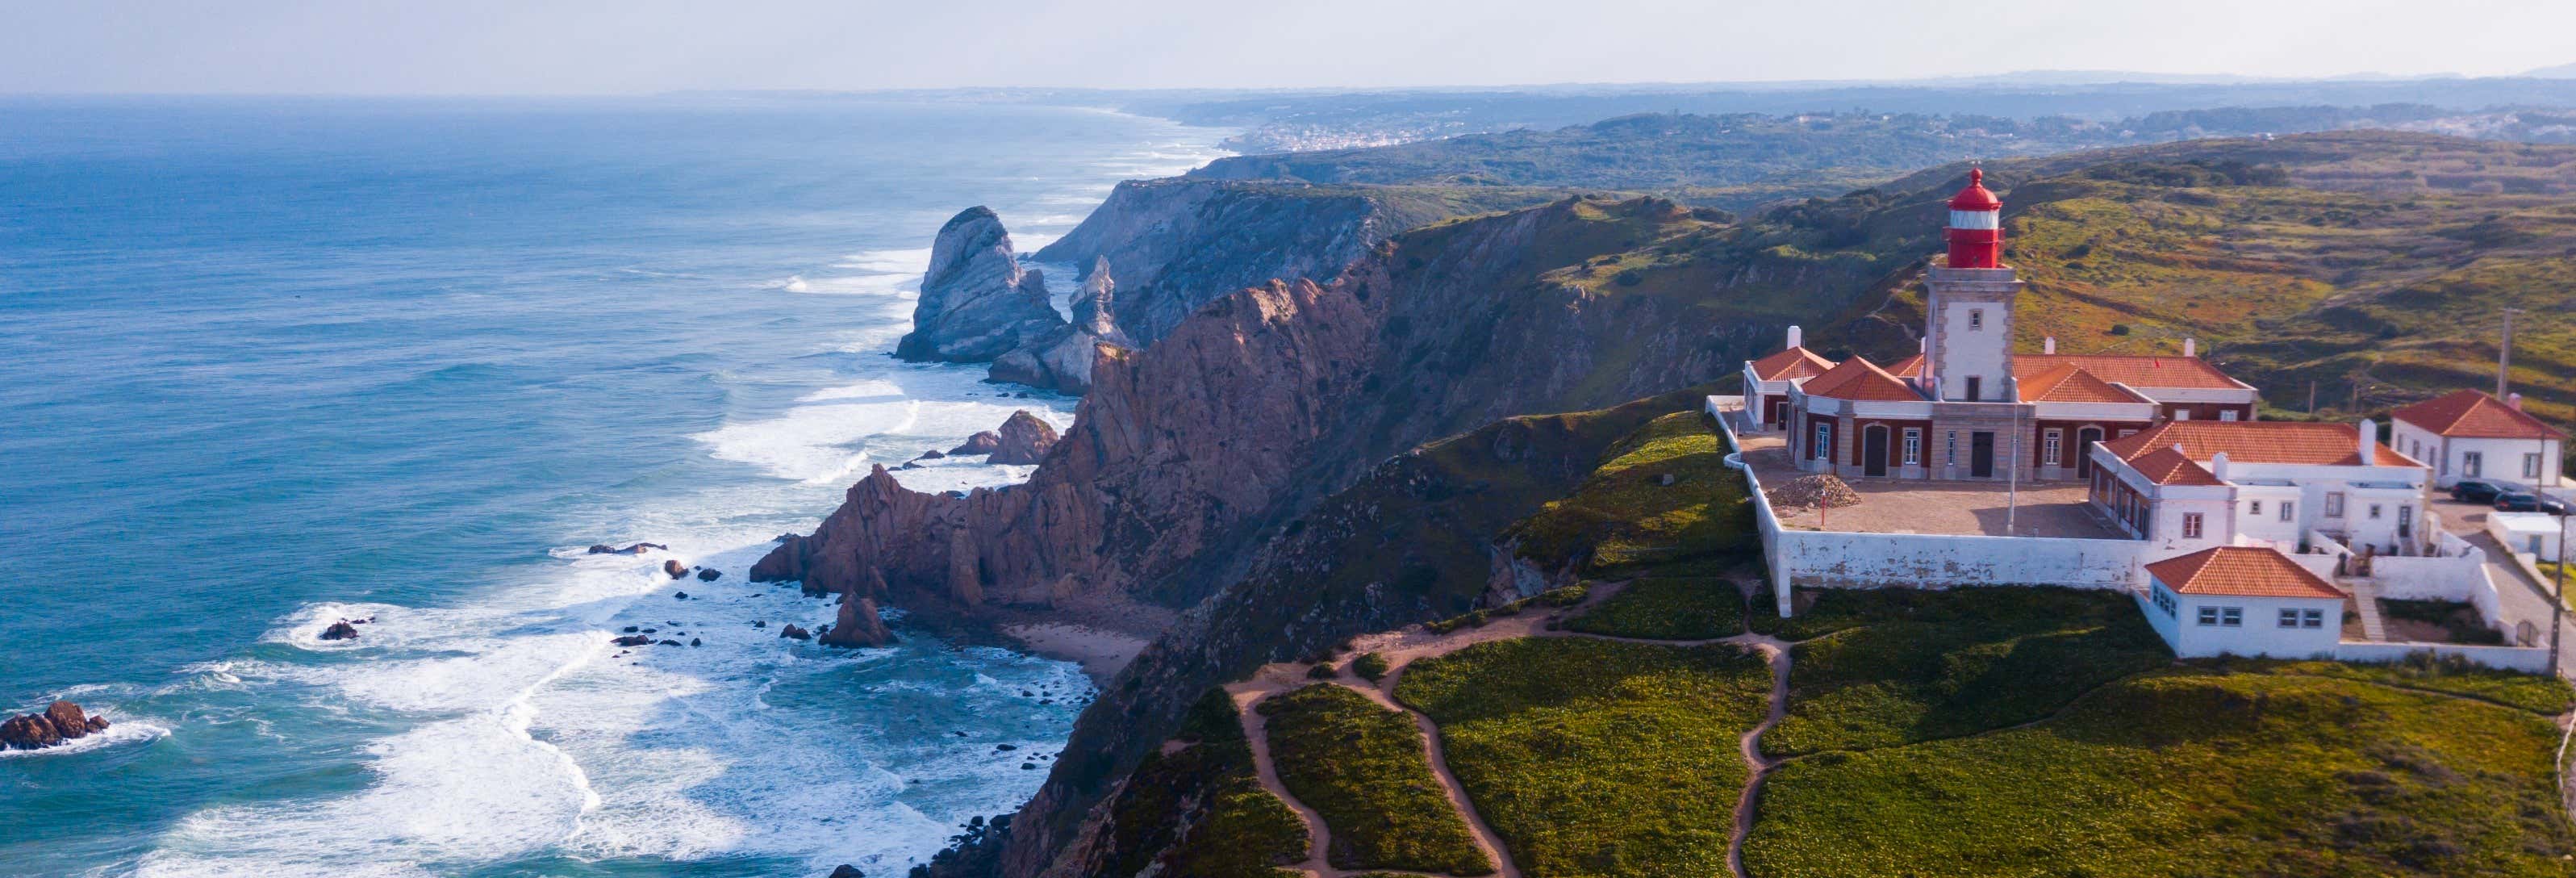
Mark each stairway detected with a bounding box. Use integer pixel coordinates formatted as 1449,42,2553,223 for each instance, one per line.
2346,579,2388,642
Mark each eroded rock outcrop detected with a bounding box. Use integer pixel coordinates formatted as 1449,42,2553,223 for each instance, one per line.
819,588,895,648
1,700,108,751
987,411,1058,466
985,257,1129,394
896,207,1067,364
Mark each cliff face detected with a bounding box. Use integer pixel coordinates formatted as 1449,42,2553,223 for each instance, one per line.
898,207,1069,363
1032,179,1563,348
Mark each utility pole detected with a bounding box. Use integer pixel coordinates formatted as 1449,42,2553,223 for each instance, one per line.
2499,307,2523,399
2007,403,2023,536
2307,381,2317,415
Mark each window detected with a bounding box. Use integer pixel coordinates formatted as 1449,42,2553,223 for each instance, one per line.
2527,453,2545,479
2368,504,2383,520
1969,308,1984,331
1902,429,1922,466
2197,606,2219,625
1945,431,1957,466
2324,492,2345,518
2182,512,2204,539
2152,586,2178,617
1812,423,1831,461
2219,409,2240,421
2463,451,2483,478
2279,608,2323,629
2248,500,2263,516
1965,376,1982,401
2043,429,2063,466
2279,501,2295,522
2196,606,2243,627
2175,409,2192,420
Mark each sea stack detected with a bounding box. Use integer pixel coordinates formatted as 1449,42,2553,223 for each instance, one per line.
819,587,895,648
988,410,1060,465
896,207,1067,363
989,257,1127,393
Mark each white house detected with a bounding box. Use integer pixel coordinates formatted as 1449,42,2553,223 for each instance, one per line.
2487,512,2566,563
2390,389,2565,489
2137,546,2346,659
2088,419,2431,554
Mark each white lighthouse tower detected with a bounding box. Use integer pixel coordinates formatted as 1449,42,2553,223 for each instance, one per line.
1920,169,2023,402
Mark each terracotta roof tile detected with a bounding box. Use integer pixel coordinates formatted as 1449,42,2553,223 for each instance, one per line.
1749,346,1835,382
2392,390,2567,440
2100,420,2415,467
2015,354,2246,391
2146,546,2344,600
2019,363,2154,404
1799,357,1925,403
2127,446,2224,486
1885,353,1927,379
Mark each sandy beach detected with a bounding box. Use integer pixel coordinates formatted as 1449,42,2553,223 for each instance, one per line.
1001,622,1150,684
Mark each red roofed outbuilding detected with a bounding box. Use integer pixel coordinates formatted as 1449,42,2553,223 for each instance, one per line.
2389,390,2565,488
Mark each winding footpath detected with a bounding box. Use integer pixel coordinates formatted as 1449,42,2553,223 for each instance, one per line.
1221,580,1800,878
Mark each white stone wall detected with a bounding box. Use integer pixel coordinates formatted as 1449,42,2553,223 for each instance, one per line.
2333,642,2553,673
1772,529,2155,594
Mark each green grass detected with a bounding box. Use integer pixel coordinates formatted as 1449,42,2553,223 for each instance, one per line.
1353,652,1391,682
2379,598,2508,645
1101,689,1309,878
1395,637,1772,878
1745,667,2576,877
1764,587,2173,755
2263,654,2574,715
1562,577,1750,640
1506,411,1757,575
1256,684,1493,875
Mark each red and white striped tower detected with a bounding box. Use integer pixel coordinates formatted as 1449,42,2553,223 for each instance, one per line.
1945,167,2004,269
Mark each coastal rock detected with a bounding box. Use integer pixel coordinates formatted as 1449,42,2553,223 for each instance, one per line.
914,449,946,461
663,560,689,579
986,328,1113,395
612,634,653,647
987,410,1059,466
895,207,1068,363
85,715,109,732
320,621,360,641
819,589,895,648
44,702,90,742
949,432,1002,457
779,624,812,641
1071,257,1127,344
696,568,721,582
587,542,666,555
827,866,866,878
1,701,106,750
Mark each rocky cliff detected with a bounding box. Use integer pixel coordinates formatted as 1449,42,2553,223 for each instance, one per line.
1032,179,1561,347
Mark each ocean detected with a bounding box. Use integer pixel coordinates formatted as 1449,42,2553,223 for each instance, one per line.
0,95,1226,877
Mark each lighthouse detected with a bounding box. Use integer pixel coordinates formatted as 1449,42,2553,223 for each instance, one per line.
1920,168,2023,403
1945,167,2004,269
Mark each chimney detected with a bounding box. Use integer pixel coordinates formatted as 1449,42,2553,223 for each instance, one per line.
2182,337,2197,357
2356,418,2375,464
1785,325,1803,349
2044,336,2057,354
2509,392,2525,411
2211,451,2229,483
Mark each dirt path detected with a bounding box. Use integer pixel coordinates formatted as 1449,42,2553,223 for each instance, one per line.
1222,581,1804,878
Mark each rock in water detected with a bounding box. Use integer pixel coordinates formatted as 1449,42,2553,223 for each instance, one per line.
696,568,721,582
663,559,689,579
827,866,866,878
820,589,895,648
612,634,653,647
1,701,105,750
988,410,1059,465
320,621,360,641
894,207,1067,363
779,624,812,641
43,702,90,741
949,431,1002,457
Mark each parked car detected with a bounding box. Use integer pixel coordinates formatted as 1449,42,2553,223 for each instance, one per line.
2496,491,2571,516
2453,479,2509,504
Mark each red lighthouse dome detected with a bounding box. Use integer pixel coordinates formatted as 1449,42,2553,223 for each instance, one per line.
1944,168,2004,268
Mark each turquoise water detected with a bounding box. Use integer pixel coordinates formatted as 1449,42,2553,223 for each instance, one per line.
0,96,1225,876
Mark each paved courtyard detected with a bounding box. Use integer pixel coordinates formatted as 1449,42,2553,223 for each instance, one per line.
1735,432,2123,538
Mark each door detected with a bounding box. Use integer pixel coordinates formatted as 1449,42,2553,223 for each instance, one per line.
1970,432,1996,479
1863,425,1889,478
2076,427,2103,479
2398,504,2414,542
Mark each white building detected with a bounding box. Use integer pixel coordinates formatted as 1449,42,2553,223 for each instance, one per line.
2088,419,2432,555
2390,389,2565,488
2488,512,2566,563
2137,546,2346,659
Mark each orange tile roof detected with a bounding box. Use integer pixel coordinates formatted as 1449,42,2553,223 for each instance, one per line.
2019,363,2153,404
2014,354,2247,391
1749,346,1835,382
1885,353,1927,379
2391,390,2567,441
1799,357,1925,403
2100,420,2416,467
2146,546,2344,600
2127,445,2224,486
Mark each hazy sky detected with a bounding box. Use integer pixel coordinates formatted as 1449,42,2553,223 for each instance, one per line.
6,0,2574,94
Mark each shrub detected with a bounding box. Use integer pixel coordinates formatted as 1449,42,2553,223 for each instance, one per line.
1307,663,1340,679
1258,684,1493,875
1565,578,1747,639
1353,652,1392,682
